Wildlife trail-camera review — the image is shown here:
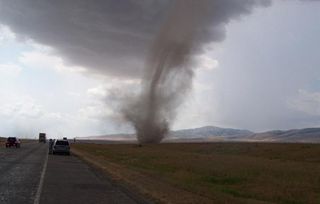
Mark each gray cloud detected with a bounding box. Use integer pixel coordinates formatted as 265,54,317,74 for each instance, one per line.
0,0,271,78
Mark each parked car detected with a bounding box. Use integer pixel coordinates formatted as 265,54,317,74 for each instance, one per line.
52,139,70,155
6,137,20,148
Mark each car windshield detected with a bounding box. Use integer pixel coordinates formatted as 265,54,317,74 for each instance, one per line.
55,141,69,146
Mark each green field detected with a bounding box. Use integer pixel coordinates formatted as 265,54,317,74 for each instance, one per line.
73,142,320,204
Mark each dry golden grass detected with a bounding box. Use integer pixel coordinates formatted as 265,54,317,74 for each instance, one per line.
72,142,320,204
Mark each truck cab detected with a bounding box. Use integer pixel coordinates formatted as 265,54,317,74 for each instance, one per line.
39,133,46,143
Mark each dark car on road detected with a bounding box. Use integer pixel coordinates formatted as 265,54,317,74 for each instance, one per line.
6,137,21,148
52,139,70,155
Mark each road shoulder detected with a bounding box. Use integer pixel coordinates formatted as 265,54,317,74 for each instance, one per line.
40,152,145,204
71,148,154,204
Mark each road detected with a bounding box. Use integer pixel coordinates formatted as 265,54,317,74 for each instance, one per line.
0,142,150,204
0,142,46,203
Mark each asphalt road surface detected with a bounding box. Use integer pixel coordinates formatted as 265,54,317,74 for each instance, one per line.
0,142,46,204
0,142,150,204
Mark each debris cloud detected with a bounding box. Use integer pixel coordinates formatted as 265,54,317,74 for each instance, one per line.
122,0,271,144
123,1,210,143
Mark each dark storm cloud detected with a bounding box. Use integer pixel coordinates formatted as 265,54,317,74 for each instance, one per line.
0,0,271,78
0,0,171,77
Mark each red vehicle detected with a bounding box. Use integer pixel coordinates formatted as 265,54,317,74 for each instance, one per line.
6,137,21,148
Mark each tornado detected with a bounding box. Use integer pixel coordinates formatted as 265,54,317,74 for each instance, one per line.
122,0,271,144
122,0,207,143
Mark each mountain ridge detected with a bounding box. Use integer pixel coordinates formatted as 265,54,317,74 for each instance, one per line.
78,126,320,143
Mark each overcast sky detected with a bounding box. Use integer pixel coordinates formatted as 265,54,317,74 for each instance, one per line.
0,0,319,138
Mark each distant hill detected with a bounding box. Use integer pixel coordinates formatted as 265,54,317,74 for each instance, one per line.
78,126,320,143
80,133,135,141
168,126,253,140
79,126,254,142
243,128,320,143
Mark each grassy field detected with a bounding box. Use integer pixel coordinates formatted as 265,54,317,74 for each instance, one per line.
72,142,320,204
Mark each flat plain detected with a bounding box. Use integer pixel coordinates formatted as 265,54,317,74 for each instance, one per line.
72,142,320,204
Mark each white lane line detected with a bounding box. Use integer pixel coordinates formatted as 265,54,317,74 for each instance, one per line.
33,148,49,204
